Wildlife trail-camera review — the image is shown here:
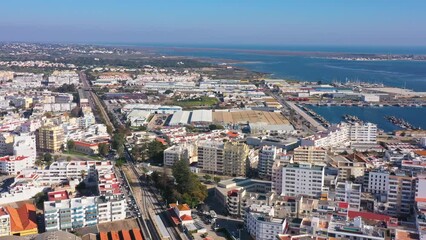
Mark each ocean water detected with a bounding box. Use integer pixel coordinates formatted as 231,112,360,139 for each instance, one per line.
308,106,426,132
152,45,426,91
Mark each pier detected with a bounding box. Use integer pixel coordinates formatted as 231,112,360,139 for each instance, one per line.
286,101,327,132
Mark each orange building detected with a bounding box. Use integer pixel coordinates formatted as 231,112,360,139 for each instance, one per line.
5,203,38,236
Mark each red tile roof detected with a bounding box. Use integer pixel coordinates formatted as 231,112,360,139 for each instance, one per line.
177,204,190,211
74,141,100,147
48,190,69,201
168,209,181,225
0,156,28,162
132,228,144,240
6,203,37,233
415,150,426,156
120,230,132,240
347,210,391,222
180,214,193,221
110,231,120,240
100,232,109,240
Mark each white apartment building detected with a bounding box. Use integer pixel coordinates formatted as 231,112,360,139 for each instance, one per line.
293,146,327,165
335,181,361,211
349,122,378,144
0,156,32,175
281,163,325,198
258,145,282,180
366,171,389,195
48,70,79,87
327,216,387,240
420,137,426,148
12,73,43,89
44,194,126,231
301,122,377,148
246,204,287,240
214,178,273,217
0,207,10,237
197,141,224,174
19,160,113,185
164,145,190,167
0,160,115,206
44,196,98,231
97,195,127,223
13,134,36,165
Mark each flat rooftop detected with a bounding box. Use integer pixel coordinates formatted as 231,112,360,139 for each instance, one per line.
213,110,289,125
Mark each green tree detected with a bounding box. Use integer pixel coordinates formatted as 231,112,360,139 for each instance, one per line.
98,143,110,157
33,192,48,209
115,158,126,167
164,89,173,94
208,124,224,131
43,153,52,163
203,174,212,181
67,140,75,152
147,140,167,163
213,176,221,184
131,145,141,161
172,160,208,208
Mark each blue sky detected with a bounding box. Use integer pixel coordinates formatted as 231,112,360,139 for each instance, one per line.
0,0,425,46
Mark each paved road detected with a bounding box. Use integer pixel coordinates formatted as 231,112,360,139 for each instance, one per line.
266,90,326,132
286,101,327,132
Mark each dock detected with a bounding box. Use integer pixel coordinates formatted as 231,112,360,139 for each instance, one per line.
286,101,327,132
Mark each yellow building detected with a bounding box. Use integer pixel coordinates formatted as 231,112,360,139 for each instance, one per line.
224,141,249,177
293,146,327,165
36,125,64,153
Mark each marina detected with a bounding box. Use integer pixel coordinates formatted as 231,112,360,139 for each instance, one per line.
384,115,421,130
342,114,363,124
308,105,426,132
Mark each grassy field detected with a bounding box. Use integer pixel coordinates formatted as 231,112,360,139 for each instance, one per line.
173,96,219,108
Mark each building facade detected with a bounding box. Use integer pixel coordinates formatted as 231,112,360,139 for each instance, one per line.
258,145,281,180
36,125,64,152
281,163,325,198
44,195,126,231
335,181,361,211
293,146,327,165
198,141,249,176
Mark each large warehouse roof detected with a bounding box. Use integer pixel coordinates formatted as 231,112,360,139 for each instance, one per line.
169,111,191,125
191,110,213,123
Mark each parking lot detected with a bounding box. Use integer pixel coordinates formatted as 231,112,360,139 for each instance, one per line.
115,168,141,219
